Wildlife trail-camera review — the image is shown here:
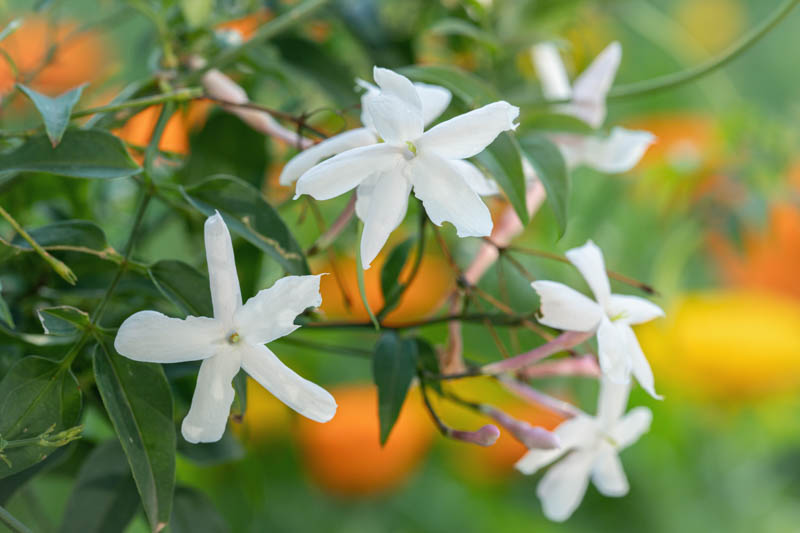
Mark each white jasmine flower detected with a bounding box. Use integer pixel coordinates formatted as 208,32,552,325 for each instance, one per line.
515,378,652,522
114,212,336,443
295,66,519,268
531,42,655,173
279,76,496,197
531,240,664,397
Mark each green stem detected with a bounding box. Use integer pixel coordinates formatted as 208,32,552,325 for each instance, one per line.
302,310,539,331
607,0,800,100
0,205,77,285
0,506,32,533
70,88,203,119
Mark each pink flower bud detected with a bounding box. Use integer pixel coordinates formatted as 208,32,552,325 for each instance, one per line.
451,424,500,447
483,406,560,450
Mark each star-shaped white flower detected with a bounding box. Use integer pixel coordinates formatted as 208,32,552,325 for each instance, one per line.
294,66,519,269
531,240,664,397
515,378,652,522
114,212,336,443
530,41,655,173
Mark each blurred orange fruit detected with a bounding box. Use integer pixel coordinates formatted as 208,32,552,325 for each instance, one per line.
296,383,434,496
114,105,191,156
626,113,718,171
710,203,800,300
231,377,292,446
637,290,800,403
315,250,454,326
0,16,109,96
216,9,273,41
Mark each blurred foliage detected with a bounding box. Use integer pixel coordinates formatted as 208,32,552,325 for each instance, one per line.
0,0,799,532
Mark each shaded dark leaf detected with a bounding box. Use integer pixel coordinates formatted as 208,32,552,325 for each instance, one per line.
372,332,417,445
148,260,213,318
476,132,528,226
519,134,569,236
17,84,86,147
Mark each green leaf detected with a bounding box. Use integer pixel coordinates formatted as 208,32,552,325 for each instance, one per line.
428,18,499,50
182,176,310,275
0,356,81,479
0,130,141,179
519,134,570,236
93,342,175,532
0,445,72,505
414,338,442,394
380,237,414,303
398,65,496,108
170,486,229,533
17,84,86,147
230,370,247,419
58,440,140,533
176,430,243,466
180,0,213,28
148,260,213,318
521,112,595,135
9,220,109,252
37,306,91,336
0,281,13,328
372,333,417,445
475,132,529,226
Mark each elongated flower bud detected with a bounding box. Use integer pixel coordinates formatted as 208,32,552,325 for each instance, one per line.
450,424,500,447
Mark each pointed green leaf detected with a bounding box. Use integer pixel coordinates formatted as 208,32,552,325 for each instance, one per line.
58,440,140,533
380,238,415,300
521,112,595,135
9,220,109,252
170,487,229,533
428,18,499,50
519,134,570,236
398,65,496,108
0,281,13,329
475,132,528,226
0,356,82,479
182,176,310,275
17,84,86,147
93,342,175,532
148,260,213,318
230,370,247,419
37,306,91,336
413,338,442,394
0,130,141,179
372,333,417,445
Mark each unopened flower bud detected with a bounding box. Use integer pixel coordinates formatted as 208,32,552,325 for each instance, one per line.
483,406,560,450
450,424,500,447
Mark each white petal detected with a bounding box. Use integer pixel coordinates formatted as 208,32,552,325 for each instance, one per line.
622,324,662,399
205,212,242,322
565,240,611,308
596,317,632,383
354,174,380,222
530,43,572,101
241,342,337,423
114,311,224,363
609,406,652,450
233,275,323,345
596,376,630,430
181,348,242,443
515,415,596,475
360,170,412,269
530,280,604,332
278,128,378,185
417,101,519,160
607,294,664,325
415,82,452,125
562,128,654,173
537,450,595,522
450,160,499,196
410,154,492,238
364,67,424,143
591,446,629,497
569,42,621,128
295,144,404,201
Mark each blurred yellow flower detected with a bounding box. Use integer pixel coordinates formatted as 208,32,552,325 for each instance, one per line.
637,290,800,403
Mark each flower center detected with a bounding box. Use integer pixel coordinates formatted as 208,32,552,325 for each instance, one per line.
227,332,241,344
609,311,627,322
405,140,418,157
